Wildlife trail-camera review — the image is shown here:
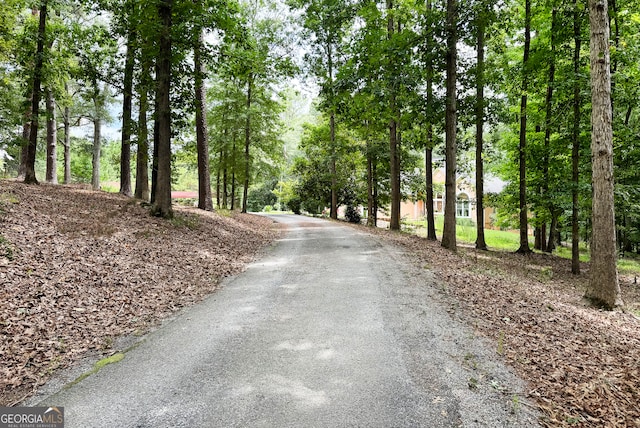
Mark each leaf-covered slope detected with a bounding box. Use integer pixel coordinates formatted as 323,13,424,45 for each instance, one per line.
0,180,280,406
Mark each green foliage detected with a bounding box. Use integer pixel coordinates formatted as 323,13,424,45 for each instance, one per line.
247,179,278,212
345,205,361,223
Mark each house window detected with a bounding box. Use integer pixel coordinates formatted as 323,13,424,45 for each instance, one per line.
456,193,470,218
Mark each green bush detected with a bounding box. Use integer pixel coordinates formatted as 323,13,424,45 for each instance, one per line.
345,206,361,223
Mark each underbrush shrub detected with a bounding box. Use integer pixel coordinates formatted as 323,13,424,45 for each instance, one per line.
345,206,361,223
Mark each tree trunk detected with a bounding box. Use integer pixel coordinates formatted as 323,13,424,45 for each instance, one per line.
45,87,57,184
330,112,338,219
92,90,102,191
325,42,338,220
516,0,532,254
387,0,401,231
120,19,135,197
585,0,622,308
18,122,29,180
63,91,71,184
571,0,582,275
546,210,559,253
24,1,48,185
150,0,173,218
424,0,437,241
475,7,487,250
541,9,558,254
242,75,252,214
135,79,150,201
373,160,378,226
194,29,213,211
425,147,437,240
367,140,374,227
441,0,457,251
231,137,237,211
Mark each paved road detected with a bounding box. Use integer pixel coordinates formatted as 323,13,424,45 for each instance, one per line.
38,215,539,427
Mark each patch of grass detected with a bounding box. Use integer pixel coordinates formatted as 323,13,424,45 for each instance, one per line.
169,213,200,230
617,258,640,275
553,245,590,263
215,208,233,217
0,235,14,261
71,353,125,386
412,216,527,251
0,192,19,205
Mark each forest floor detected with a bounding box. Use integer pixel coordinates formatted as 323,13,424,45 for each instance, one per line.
1,180,639,426
0,180,281,407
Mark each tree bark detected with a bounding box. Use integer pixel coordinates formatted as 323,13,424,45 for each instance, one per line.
194,29,213,211
571,0,582,274
367,139,374,227
330,112,338,219
150,0,173,218
45,87,57,184
441,0,457,251
585,0,622,308
120,17,135,197
63,88,71,184
516,0,532,254
425,147,437,240
475,6,487,250
91,87,102,191
542,9,558,254
387,0,401,231
135,79,150,201
327,42,338,220
242,75,252,213
24,1,48,185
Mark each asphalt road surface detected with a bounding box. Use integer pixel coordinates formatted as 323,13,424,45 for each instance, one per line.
37,215,539,427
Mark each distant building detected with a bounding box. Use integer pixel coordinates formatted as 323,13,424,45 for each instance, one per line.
400,169,506,229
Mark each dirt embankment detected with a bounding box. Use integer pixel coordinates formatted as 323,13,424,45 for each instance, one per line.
0,180,280,406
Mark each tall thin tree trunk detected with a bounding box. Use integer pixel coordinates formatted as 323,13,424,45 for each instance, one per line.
63,88,71,184
231,137,237,210
373,160,378,226
216,146,222,208
475,7,487,250
45,87,57,184
194,28,213,211
242,75,252,213
542,9,558,254
91,89,101,191
424,0,436,241
150,0,173,218
135,81,150,200
516,0,532,254
441,0,457,251
120,17,135,197
327,42,338,220
367,139,374,227
387,0,400,231
585,0,622,308
330,112,338,219
425,147,437,240
18,121,29,180
547,209,559,252
25,1,48,185
571,0,581,274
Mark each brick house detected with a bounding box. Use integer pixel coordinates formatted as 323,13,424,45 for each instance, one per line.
400,169,505,229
